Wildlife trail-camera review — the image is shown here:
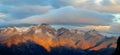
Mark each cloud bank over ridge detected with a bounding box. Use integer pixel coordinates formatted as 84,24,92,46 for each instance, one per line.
0,0,120,33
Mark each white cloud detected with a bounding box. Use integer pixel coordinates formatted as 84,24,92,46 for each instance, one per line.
18,6,114,25
112,14,120,23
0,13,7,18
94,0,103,6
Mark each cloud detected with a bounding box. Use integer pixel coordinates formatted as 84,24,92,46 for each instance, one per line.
0,13,7,18
1,0,120,13
112,14,120,23
18,6,114,25
110,0,117,5
0,4,53,20
0,0,120,23
109,23,120,33
0,0,120,33
74,25,110,32
94,0,103,6
0,19,8,26
90,5,120,13
11,5,53,19
57,0,120,13
52,0,119,13
0,13,10,24
0,13,13,26
11,5,53,14
73,22,120,33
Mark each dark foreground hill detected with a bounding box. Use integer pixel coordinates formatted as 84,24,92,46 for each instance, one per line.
113,36,120,55
0,42,116,55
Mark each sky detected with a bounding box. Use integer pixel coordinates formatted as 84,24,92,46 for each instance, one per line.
0,0,120,33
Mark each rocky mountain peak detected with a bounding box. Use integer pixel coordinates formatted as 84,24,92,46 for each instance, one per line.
57,27,70,37
87,29,99,34
85,29,103,37
40,23,50,26
39,23,57,36
39,23,51,28
57,27,69,33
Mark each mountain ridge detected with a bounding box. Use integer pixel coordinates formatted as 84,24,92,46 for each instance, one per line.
0,23,118,55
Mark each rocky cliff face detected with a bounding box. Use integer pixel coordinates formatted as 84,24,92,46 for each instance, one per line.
0,24,117,55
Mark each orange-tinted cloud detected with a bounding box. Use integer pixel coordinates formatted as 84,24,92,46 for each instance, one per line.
75,25,110,32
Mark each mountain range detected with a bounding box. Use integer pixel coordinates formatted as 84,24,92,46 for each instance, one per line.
0,23,118,55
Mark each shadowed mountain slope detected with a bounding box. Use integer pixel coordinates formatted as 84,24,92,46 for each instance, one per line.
113,36,120,55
